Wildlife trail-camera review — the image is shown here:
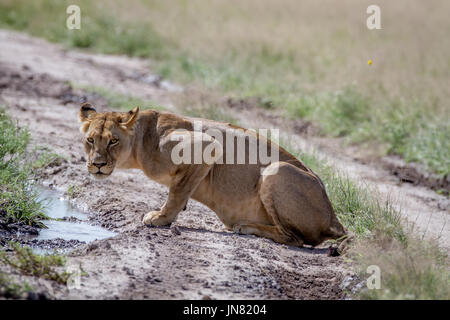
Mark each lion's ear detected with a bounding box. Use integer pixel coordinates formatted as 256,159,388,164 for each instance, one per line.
79,102,97,122
120,106,140,130
79,103,96,133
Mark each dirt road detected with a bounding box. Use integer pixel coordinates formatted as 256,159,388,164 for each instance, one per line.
0,30,350,299
0,29,447,299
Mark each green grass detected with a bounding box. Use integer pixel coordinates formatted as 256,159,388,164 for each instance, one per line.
31,146,65,170
183,105,237,124
0,0,170,60
66,184,81,199
0,109,47,226
179,97,238,124
286,87,450,177
0,242,71,284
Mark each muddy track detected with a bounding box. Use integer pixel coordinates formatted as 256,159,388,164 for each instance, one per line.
0,30,353,299
0,29,448,299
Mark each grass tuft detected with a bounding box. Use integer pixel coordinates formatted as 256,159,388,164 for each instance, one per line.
32,146,65,170
0,109,47,226
0,270,32,298
0,242,71,285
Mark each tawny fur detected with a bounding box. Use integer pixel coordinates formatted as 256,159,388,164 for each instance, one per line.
79,103,346,247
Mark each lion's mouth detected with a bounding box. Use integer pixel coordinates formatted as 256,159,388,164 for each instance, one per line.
87,163,114,178
91,172,111,180
90,170,113,179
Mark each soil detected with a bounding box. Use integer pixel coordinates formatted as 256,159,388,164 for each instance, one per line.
0,29,448,299
0,216,39,237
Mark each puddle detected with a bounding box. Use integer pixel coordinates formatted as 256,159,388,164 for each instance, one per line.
38,189,88,221
37,188,116,243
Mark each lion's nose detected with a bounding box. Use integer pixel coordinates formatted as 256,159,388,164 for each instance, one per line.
93,162,107,169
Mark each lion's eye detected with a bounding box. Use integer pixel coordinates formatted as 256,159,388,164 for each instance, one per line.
87,137,94,144
109,138,119,145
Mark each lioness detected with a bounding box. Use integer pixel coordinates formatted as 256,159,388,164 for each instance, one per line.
78,103,346,247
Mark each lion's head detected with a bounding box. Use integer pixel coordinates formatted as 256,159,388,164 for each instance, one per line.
78,103,140,179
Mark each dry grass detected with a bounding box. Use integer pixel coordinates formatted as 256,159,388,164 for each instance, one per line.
351,236,449,299
2,0,449,104
142,0,450,101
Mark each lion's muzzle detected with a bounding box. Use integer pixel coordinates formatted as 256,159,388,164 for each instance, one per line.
87,161,114,178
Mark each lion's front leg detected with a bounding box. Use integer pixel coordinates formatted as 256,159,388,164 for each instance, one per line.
142,130,220,228
143,210,174,226
142,164,214,227
142,188,191,227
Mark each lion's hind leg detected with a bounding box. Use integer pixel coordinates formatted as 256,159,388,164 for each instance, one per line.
233,223,303,247
259,161,339,247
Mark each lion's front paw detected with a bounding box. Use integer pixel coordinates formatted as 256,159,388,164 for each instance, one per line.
142,211,172,227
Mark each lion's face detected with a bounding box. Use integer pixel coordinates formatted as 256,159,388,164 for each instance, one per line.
82,121,126,179
78,103,139,179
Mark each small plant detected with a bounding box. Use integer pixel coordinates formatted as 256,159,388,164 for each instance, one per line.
0,271,33,299
0,242,71,285
66,184,81,199
32,148,65,169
